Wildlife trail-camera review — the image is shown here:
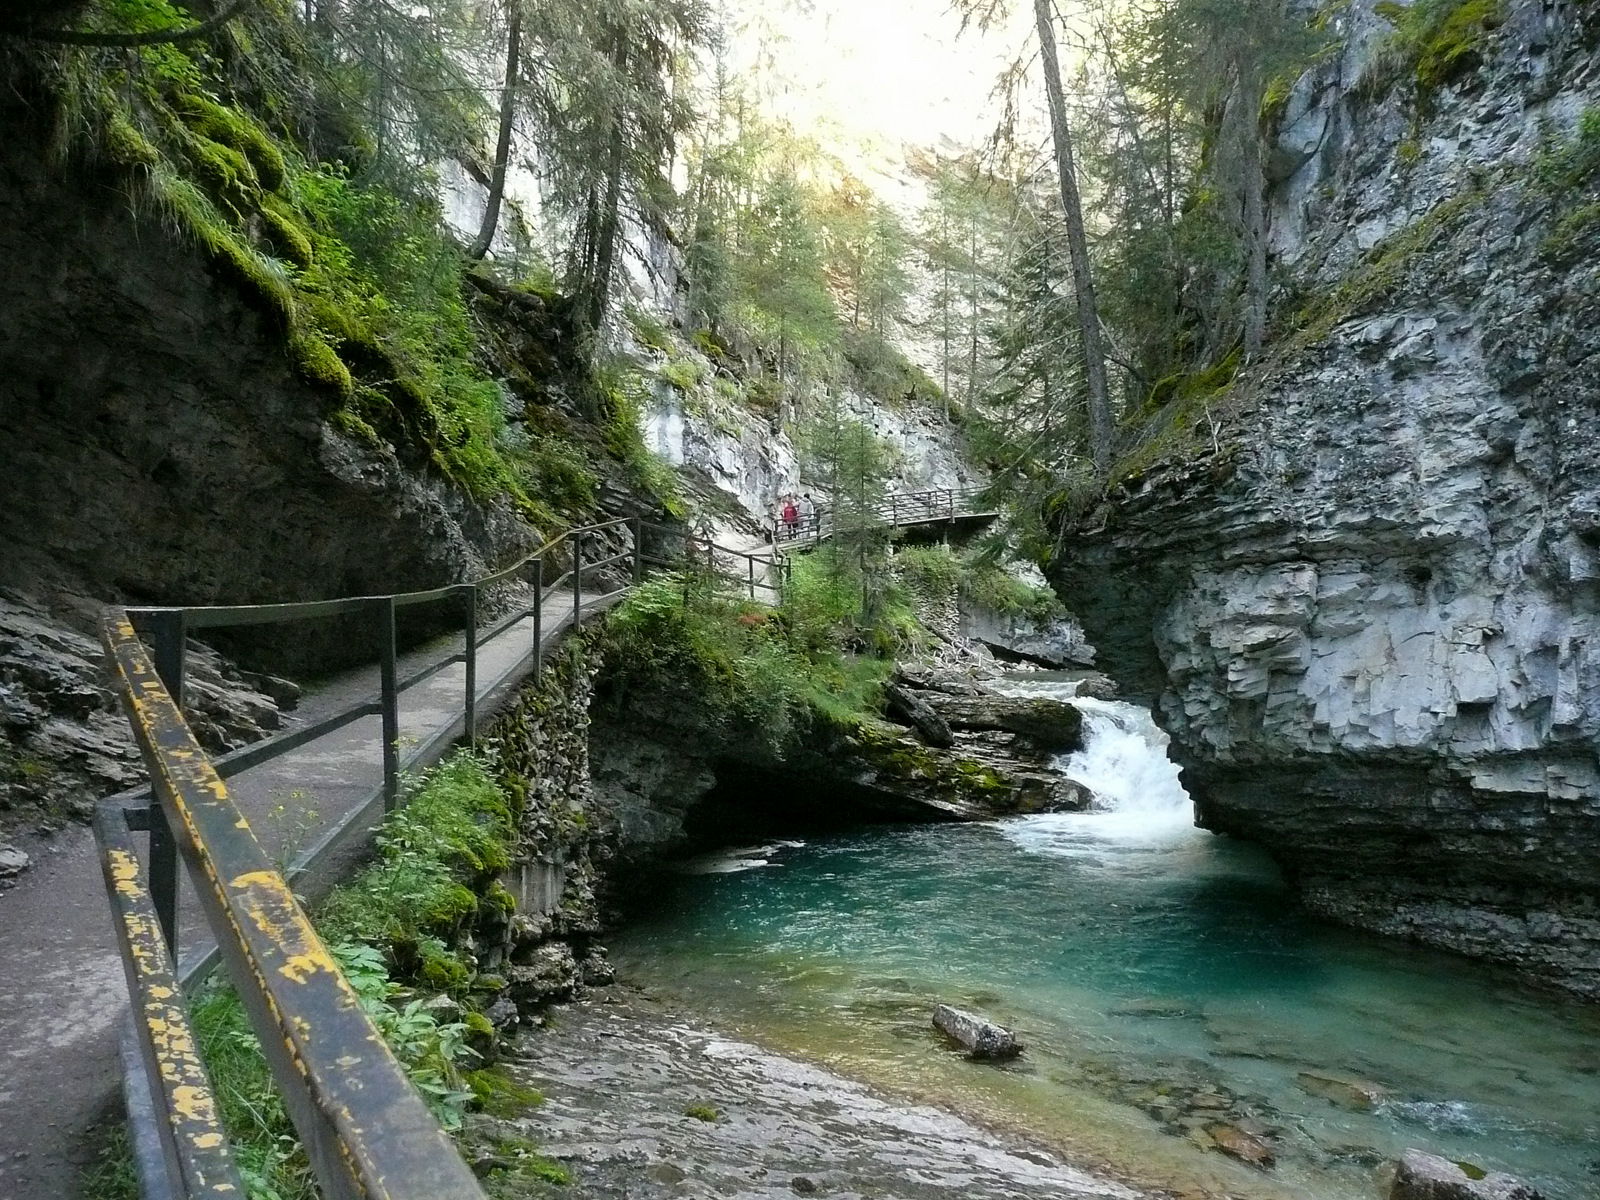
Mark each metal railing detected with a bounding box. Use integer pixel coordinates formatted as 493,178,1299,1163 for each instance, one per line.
96,515,785,1200
772,485,995,546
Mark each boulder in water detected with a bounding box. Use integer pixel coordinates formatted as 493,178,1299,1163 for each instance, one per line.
1388,1150,1544,1200
931,1004,1023,1060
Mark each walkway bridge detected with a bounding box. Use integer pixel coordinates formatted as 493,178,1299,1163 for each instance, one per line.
93,517,780,1200
773,485,998,548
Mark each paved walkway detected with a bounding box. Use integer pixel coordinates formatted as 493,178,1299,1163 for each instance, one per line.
0,587,611,1199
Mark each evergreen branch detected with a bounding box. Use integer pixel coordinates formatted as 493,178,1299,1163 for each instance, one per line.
1,0,252,47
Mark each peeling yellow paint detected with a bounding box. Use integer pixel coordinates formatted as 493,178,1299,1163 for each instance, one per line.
281,953,322,984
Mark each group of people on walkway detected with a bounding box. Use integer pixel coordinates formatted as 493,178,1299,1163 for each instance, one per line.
776,492,824,539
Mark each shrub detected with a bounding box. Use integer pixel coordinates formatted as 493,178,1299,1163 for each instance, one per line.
599,573,891,750
318,753,513,960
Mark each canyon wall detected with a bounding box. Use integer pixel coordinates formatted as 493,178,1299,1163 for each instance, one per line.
1054,0,1600,995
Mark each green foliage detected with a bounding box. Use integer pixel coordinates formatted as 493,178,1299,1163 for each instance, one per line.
840,327,943,408
891,545,964,596
1534,108,1600,261
1141,350,1240,418
599,573,892,751
318,753,513,969
184,942,479,1200
1542,201,1600,263
80,1125,138,1200
891,545,1063,627
659,357,707,392
1293,188,1485,346
468,1068,545,1118
518,431,599,518
1368,0,1504,99
960,561,1065,625
684,1103,720,1122
481,1136,573,1193
189,983,314,1200
627,306,676,354
733,170,839,380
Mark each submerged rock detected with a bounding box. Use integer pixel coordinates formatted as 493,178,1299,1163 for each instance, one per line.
931,1004,1024,1060
1296,1070,1390,1110
1207,1124,1275,1168
1389,1150,1544,1200
502,992,1133,1199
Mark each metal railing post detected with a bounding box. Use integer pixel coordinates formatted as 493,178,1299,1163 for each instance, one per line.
143,609,184,950
572,531,584,629
891,495,899,526
376,597,399,812
532,558,544,682
748,555,755,601
460,585,477,748
631,516,644,584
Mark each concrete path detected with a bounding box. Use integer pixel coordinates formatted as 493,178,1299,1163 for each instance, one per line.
0,587,613,1199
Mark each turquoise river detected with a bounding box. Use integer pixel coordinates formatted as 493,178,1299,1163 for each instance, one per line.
608,679,1600,1200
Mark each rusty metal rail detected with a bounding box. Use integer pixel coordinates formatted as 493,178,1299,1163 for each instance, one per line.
96,515,787,1200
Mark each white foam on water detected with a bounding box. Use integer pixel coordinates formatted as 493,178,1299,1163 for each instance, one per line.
676,840,807,875
989,677,1200,856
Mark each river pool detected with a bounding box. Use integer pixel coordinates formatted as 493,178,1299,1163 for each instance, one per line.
608,684,1600,1199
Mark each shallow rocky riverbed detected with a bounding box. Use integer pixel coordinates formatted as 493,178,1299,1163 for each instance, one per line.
492,987,1147,1200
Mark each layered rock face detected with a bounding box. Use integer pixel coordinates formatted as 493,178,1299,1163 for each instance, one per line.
1054,1,1600,994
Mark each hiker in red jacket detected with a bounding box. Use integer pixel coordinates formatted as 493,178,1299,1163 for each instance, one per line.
781,497,799,538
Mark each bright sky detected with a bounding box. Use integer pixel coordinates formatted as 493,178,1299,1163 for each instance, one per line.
723,0,1035,186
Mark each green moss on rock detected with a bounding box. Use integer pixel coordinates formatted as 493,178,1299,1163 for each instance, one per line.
467,1067,545,1118
287,328,355,398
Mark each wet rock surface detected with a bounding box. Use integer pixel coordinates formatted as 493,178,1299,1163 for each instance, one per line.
492,989,1141,1199
590,659,1091,857
1388,1150,1544,1200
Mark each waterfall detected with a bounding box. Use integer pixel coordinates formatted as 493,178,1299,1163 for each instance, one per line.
1060,698,1192,828
991,676,1198,851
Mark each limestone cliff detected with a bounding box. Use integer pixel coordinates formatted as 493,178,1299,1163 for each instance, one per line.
1053,0,1600,995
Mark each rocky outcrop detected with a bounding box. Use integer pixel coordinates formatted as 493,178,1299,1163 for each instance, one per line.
588,664,1089,862
0,591,296,844
1053,0,1600,996
0,141,531,671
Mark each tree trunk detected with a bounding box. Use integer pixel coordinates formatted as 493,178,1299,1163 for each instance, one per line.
1240,85,1269,357
467,2,522,262
967,214,979,402
1034,0,1112,475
